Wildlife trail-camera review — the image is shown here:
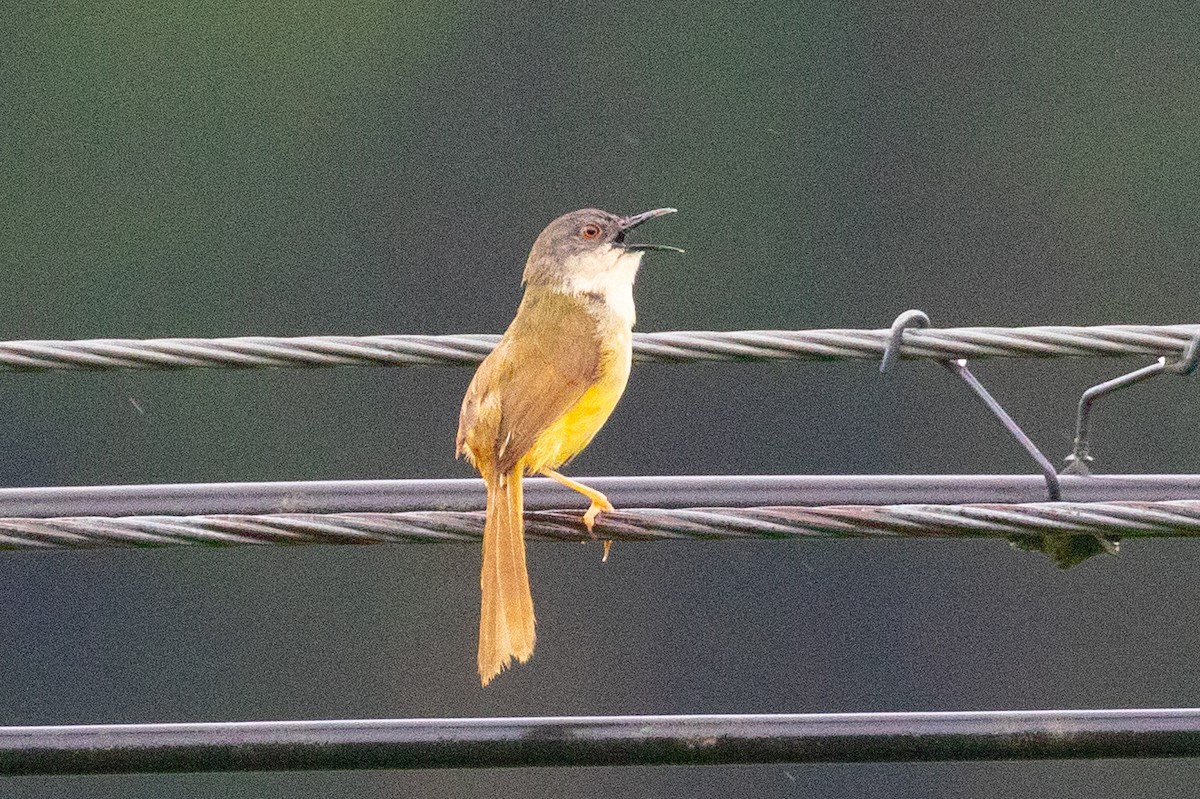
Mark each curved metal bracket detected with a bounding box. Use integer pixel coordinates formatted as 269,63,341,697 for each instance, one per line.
1062,328,1200,475
881,309,1061,502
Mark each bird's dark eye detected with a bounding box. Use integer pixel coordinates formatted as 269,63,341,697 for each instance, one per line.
581,224,602,239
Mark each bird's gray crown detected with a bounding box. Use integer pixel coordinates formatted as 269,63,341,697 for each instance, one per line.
522,207,677,285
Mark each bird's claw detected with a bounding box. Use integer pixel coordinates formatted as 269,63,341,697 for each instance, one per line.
582,496,615,562
582,498,614,533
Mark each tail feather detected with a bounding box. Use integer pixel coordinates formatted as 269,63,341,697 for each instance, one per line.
478,465,536,685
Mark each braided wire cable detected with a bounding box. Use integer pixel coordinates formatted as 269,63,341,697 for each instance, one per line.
0,324,1196,372
1,501,1197,551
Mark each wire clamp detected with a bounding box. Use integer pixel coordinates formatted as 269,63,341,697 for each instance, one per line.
1062,328,1200,476
881,309,1061,503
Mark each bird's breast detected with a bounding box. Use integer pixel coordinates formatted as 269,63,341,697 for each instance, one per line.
523,325,632,472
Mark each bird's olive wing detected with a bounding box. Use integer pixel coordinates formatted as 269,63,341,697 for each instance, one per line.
457,290,601,473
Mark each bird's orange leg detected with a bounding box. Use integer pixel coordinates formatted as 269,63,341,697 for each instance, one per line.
540,468,614,535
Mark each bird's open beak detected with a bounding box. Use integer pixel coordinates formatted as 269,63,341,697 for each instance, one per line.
619,208,684,253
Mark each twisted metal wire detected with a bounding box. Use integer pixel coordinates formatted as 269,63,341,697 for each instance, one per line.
1,501,1197,551
0,324,1196,372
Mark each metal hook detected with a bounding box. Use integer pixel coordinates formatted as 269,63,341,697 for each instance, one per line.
1062,327,1200,476
880,309,930,373
1165,328,1200,376
880,309,1061,502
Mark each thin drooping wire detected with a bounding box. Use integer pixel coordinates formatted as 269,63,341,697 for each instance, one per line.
1,501,1197,550
0,324,1196,372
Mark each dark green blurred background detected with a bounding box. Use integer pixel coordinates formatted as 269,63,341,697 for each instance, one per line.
3,2,1199,796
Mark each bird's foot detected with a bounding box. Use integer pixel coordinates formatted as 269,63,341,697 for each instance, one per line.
582,497,615,562
582,496,615,533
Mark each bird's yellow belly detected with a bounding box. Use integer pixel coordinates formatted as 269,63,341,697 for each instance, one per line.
523,349,631,472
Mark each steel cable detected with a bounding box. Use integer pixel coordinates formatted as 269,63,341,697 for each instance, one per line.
1,708,1198,774
0,324,1196,372
3,474,1199,518
0,501,1197,551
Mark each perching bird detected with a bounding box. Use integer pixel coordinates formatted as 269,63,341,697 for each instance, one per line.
456,207,679,685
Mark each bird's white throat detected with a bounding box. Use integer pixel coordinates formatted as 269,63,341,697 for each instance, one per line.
561,247,642,327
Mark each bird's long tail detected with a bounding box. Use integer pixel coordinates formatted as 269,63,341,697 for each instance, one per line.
478,464,536,685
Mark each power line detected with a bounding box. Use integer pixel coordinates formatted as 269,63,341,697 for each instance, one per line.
0,324,1195,372
0,475,1195,555
0,501,1196,552
0,708,1197,774
2,474,1198,518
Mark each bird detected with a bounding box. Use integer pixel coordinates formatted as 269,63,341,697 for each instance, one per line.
456,206,679,685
